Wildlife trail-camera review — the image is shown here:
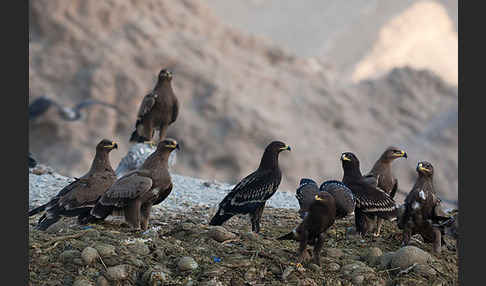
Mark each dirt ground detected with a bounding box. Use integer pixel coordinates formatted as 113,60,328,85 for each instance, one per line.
28,206,458,286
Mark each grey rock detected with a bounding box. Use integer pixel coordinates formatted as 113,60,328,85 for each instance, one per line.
81,247,99,265
390,246,433,270
327,262,341,271
128,240,150,255
324,248,344,258
60,250,81,263
363,247,383,266
281,266,294,281
351,275,365,285
72,277,94,286
94,243,116,258
309,263,321,272
95,276,109,286
208,226,237,242
178,257,198,271
379,252,395,270
243,267,258,281
106,264,130,281
413,264,437,277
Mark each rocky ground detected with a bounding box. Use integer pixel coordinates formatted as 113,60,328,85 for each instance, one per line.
28,205,458,286
29,152,458,285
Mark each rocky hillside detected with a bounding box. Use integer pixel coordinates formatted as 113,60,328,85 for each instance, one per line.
28,0,457,207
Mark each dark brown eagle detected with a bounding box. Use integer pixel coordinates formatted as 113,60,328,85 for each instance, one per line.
281,192,336,266
82,139,179,231
28,139,118,230
129,69,179,144
397,161,451,253
209,141,291,233
295,178,355,220
340,152,397,237
363,146,407,236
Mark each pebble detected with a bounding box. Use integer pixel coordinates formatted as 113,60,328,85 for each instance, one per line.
60,250,81,263
390,246,433,270
299,278,318,286
208,226,237,242
363,247,383,266
178,257,199,271
327,262,341,271
351,275,365,285
413,264,437,277
128,240,150,255
324,248,344,259
95,276,109,286
81,247,99,265
72,277,94,286
309,263,321,272
94,243,116,258
106,264,130,281
379,252,395,270
241,231,259,241
244,267,258,281
142,268,169,285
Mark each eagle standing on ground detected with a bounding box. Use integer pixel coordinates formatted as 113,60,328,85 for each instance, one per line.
209,141,291,233
340,152,397,237
28,139,118,230
81,139,179,231
363,146,407,236
295,178,354,220
278,178,354,241
283,192,336,266
129,69,179,144
397,161,450,253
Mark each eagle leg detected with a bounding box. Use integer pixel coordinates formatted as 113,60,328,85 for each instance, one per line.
124,199,142,230
250,204,265,233
140,202,153,231
158,124,169,142
296,230,309,264
374,218,384,237
312,233,324,266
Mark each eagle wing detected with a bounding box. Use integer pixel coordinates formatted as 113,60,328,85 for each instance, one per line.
99,171,153,207
137,93,156,120
220,169,280,209
348,181,396,218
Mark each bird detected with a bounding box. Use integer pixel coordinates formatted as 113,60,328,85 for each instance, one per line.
295,178,354,220
278,178,354,242
340,152,397,237
28,152,37,168
363,146,407,236
81,139,180,231
397,161,451,253
279,192,336,266
29,95,120,121
28,139,118,231
129,69,179,145
209,141,291,233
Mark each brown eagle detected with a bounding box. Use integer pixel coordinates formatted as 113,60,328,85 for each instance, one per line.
81,139,179,231
129,69,179,144
363,146,407,236
28,139,118,230
397,161,451,253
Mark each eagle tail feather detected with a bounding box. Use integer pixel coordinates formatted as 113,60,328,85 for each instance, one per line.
28,203,48,216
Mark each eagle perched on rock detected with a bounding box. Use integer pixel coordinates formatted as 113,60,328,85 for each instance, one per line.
340,152,397,237
130,69,179,144
209,141,291,233
28,139,118,230
398,161,451,253
82,139,179,231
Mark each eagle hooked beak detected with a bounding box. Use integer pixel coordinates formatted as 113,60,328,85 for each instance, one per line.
341,153,351,161
279,144,291,151
314,194,323,201
396,150,407,158
418,163,430,173
165,141,179,150
104,142,118,149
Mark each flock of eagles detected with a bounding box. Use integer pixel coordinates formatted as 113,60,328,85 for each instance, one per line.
29,68,456,266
